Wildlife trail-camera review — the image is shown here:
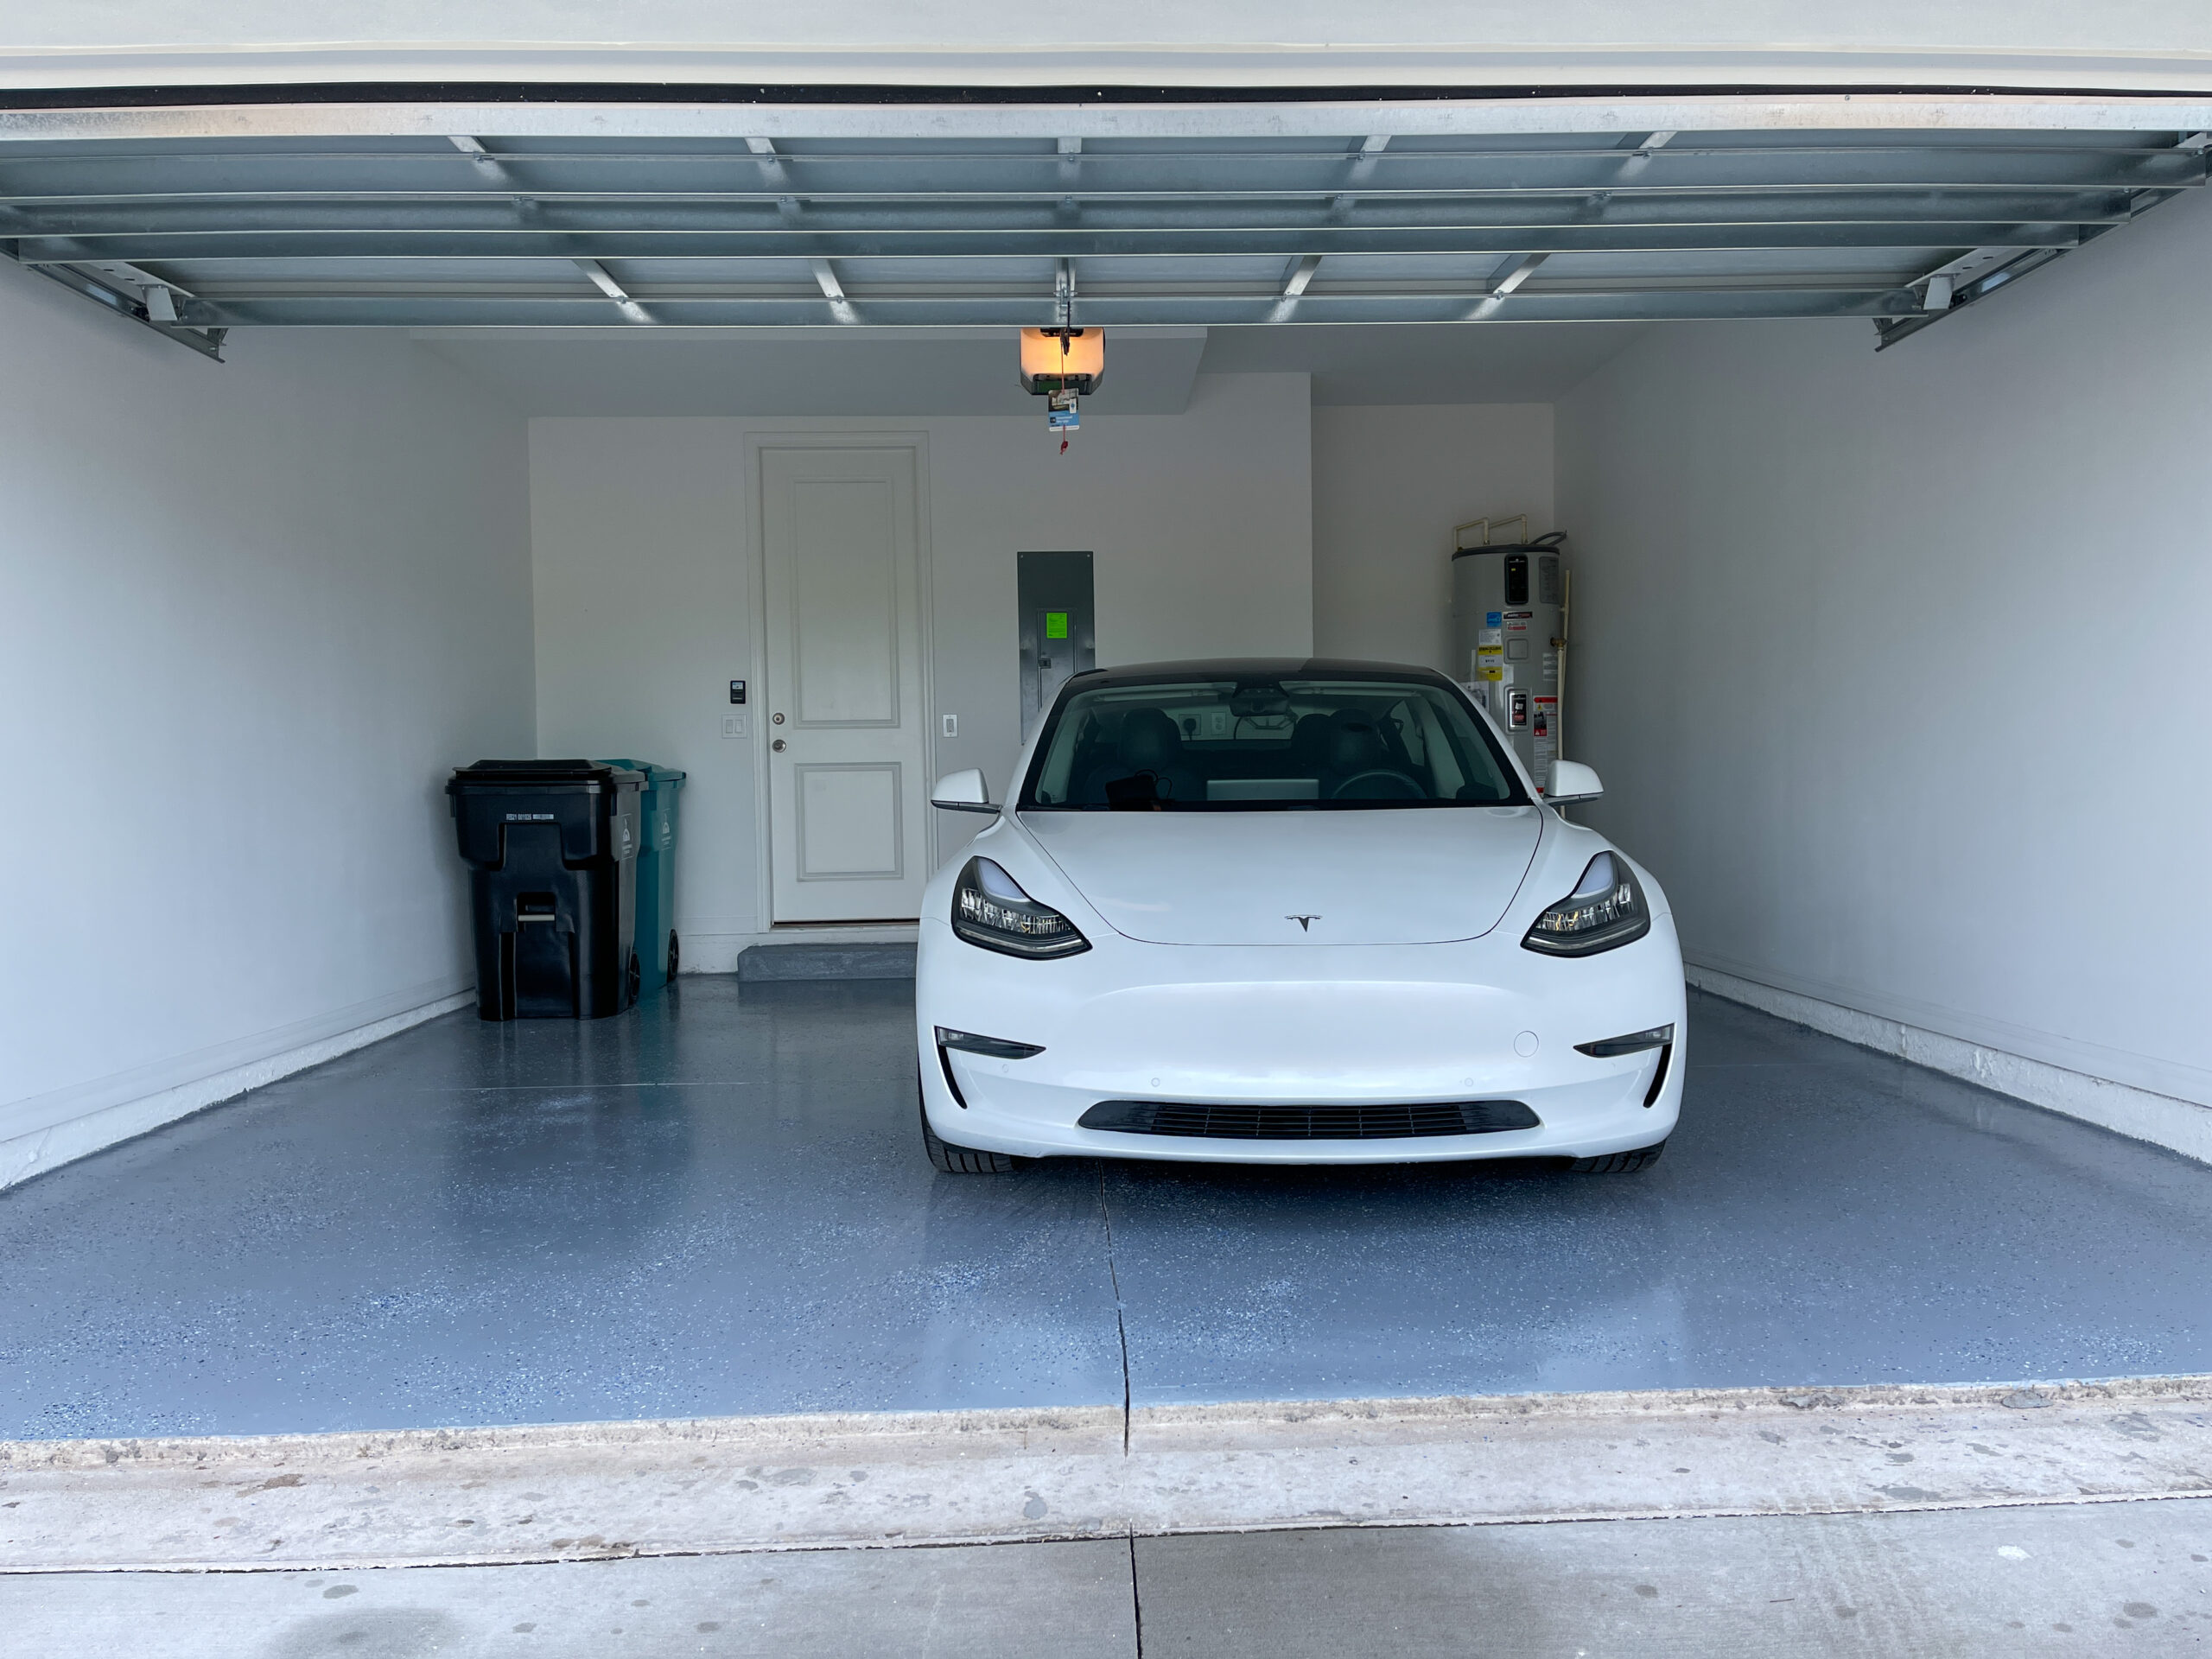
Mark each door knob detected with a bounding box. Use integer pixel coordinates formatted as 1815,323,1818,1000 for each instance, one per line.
772,738,787,753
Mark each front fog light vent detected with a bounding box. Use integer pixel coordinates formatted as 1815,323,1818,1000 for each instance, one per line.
936,1027,1046,1059
1574,1025,1674,1058
951,858,1090,959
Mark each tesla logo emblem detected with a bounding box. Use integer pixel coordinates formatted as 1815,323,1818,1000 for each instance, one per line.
1286,914,1320,931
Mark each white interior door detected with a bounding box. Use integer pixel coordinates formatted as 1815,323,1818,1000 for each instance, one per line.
761,445,929,923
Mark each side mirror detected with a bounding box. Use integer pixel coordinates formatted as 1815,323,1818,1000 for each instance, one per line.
1546,760,1604,804
930,768,1000,815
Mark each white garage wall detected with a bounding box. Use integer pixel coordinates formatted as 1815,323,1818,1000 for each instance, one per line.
1555,188,2212,1150
1313,404,1554,675
530,372,1313,964
0,265,535,1189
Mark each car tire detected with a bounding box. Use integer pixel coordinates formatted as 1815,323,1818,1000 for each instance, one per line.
918,1090,1024,1174
1569,1140,1667,1174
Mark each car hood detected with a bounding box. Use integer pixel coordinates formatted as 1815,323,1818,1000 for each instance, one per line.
1020,807,1545,946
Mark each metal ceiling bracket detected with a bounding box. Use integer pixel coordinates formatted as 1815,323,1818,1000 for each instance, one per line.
1873,245,2073,350
1876,128,2209,350
1268,251,1323,321
810,255,857,323
575,257,653,323
1460,249,1549,321
3,244,226,358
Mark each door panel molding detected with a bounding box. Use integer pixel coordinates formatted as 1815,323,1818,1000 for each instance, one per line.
791,473,902,729
793,761,906,882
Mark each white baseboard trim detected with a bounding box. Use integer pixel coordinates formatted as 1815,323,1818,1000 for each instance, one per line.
1686,963,2212,1166
0,990,475,1193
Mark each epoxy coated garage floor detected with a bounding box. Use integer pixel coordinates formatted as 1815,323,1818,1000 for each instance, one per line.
3,983,2210,1439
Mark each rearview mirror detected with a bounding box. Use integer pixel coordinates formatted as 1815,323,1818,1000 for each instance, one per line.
1546,760,1604,804
930,768,999,814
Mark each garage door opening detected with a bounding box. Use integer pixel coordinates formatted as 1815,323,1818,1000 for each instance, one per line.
3,63,2209,1640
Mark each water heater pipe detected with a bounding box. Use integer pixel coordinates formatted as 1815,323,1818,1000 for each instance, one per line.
1556,567,1572,765
1452,513,1534,551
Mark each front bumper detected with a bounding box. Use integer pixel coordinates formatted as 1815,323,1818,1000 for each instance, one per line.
916,912,1686,1165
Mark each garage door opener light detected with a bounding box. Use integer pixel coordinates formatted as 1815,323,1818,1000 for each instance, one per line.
1022,329,1103,454
1022,267,1103,454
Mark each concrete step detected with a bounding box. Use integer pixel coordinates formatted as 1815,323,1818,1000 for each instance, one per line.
735,943,918,982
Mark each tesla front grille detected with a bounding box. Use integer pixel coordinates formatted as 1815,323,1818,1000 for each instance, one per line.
1076,1099,1541,1141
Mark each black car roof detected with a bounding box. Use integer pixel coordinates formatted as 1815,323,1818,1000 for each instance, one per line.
1065,657,1457,690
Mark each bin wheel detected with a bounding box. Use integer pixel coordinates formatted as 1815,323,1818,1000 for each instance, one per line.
667,931,680,980
626,949,641,1007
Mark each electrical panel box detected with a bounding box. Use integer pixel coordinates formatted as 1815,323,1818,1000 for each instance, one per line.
1451,532,1566,793
1018,550,1096,744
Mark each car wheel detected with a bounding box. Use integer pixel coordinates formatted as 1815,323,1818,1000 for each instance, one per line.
918,1085,1024,1174
1569,1140,1667,1174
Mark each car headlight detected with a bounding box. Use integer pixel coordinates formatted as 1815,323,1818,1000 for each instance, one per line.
952,857,1091,959
1522,852,1651,957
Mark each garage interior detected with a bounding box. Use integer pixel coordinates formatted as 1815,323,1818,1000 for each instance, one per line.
4,65,2212,1655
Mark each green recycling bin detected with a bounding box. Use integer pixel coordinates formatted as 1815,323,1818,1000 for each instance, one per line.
595,760,686,995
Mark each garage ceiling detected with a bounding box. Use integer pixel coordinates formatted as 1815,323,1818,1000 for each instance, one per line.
3,122,2206,360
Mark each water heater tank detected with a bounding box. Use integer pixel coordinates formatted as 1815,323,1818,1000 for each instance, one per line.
1451,530,1567,793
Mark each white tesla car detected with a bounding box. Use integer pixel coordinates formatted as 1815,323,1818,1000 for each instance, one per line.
916,659,1684,1174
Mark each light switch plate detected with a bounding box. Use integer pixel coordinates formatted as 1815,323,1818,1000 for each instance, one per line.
722,714,749,739
942,714,958,737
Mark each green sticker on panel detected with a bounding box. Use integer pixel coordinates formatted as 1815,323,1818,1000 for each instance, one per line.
1045,611,1069,639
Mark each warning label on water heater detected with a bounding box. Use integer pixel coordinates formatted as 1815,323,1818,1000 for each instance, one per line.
1531,696,1558,790
1475,645,1505,682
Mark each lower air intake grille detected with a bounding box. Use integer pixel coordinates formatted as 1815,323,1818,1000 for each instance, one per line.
1077,1099,1540,1141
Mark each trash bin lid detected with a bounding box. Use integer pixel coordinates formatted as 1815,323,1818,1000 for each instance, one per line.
448,759,643,789
595,758,688,785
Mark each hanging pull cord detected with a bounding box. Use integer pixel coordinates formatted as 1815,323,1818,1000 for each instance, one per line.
1051,264,1080,454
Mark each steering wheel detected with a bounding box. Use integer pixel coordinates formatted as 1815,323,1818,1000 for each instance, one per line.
1329,769,1426,801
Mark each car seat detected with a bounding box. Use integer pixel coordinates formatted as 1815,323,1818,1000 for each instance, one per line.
1288,712,1332,779
1322,710,1422,800
1080,707,1204,806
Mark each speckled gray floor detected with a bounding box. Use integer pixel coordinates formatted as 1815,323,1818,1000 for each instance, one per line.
1,984,2208,1440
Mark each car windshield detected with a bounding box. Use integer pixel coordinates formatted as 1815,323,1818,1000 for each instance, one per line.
1021,675,1529,810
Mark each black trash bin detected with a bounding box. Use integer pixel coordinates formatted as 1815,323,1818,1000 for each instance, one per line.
447,760,644,1020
